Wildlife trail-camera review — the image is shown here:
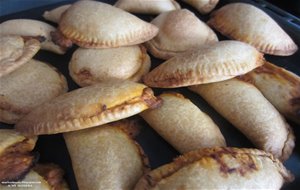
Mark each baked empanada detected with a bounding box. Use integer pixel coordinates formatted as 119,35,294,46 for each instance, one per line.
143,40,264,88
53,0,158,48
240,61,300,125
15,80,161,135
0,59,68,124
115,0,180,14
69,46,150,87
0,35,40,77
145,9,218,60
43,4,71,23
134,147,294,190
208,3,298,56
182,0,219,14
0,19,66,54
140,92,225,153
189,78,295,161
0,129,37,182
64,120,148,190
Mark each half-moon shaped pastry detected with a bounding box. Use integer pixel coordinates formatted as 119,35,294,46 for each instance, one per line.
0,129,37,182
140,92,225,153
182,0,219,14
188,78,295,161
145,9,218,60
69,46,151,87
64,120,149,190
208,3,298,56
0,35,40,77
0,19,66,54
43,4,71,23
134,147,294,190
241,61,300,125
143,40,264,88
54,0,158,48
115,0,180,14
0,59,68,124
15,80,161,135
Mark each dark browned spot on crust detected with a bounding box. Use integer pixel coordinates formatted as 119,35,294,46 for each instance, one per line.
22,35,46,43
50,30,73,49
77,68,92,81
141,88,162,109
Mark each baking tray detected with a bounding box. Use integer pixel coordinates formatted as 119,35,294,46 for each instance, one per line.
0,0,299,189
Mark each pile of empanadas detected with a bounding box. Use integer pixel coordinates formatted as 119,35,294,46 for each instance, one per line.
0,0,299,189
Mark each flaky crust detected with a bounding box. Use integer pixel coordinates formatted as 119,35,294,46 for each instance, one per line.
143,40,264,88
240,61,300,125
0,59,68,124
115,0,180,14
140,92,225,153
145,9,218,60
59,1,158,48
15,80,161,135
64,120,149,190
183,0,219,14
208,3,298,56
134,147,294,190
189,78,295,161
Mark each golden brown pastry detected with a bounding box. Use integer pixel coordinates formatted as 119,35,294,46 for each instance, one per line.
134,147,294,190
182,0,219,14
0,19,66,54
115,0,180,14
240,61,300,125
69,46,151,87
0,129,37,183
188,78,295,161
53,0,158,49
140,92,225,153
15,80,161,135
64,120,149,190
43,4,71,23
208,3,298,56
145,9,218,60
143,40,264,88
0,59,68,124
0,35,40,77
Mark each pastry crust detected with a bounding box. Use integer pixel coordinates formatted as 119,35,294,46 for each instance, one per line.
43,4,71,23
58,1,158,48
188,78,295,161
145,9,218,60
115,0,180,14
140,92,225,153
240,61,300,125
15,80,161,135
182,0,219,14
143,40,264,88
0,59,68,124
69,45,151,87
64,120,149,190
0,19,66,54
134,147,294,190
208,3,298,56
0,35,40,77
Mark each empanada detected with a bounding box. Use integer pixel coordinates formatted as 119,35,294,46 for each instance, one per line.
64,120,149,190
53,0,158,48
69,46,151,87
188,78,295,161
43,4,71,23
208,3,298,56
134,147,294,190
0,35,40,77
240,61,300,125
143,40,264,88
182,0,219,14
145,9,218,60
140,92,225,153
15,80,161,135
0,59,68,124
0,19,66,54
115,0,180,14
0,129,37,182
